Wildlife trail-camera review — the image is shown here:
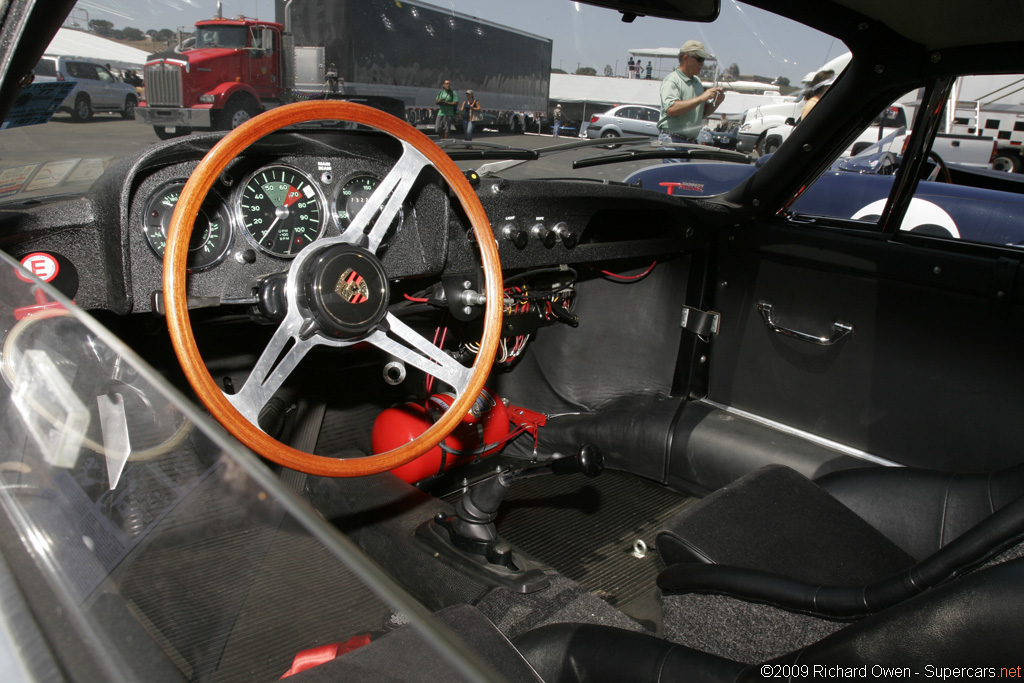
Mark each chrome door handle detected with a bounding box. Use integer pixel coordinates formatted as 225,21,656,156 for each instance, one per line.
755,302,853,346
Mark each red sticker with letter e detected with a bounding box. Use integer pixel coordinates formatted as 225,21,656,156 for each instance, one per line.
16,252,60,282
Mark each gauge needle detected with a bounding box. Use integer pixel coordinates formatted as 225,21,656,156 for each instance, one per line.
258,214,281,243
257,185,297,243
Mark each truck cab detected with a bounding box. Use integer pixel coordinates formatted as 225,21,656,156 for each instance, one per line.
138,17,283,139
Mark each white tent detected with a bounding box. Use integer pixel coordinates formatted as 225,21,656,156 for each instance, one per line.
550,73,792,120
44,28,150,72
551,73,662,109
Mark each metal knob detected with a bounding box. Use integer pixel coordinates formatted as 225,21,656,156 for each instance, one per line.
501,223,528,249
530,222,556,248
553,221,578,249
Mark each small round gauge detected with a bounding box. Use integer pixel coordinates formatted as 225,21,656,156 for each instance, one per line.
237,165,324,257
143,181,231,271
335,174,403,243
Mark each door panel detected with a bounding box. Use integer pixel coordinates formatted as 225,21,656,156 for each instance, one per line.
708,222,1024,472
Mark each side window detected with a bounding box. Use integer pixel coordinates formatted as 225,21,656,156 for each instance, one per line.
96,66,114,83
34,59,57,77
250,28,273,56
78,63,99,81
790,76,1024,249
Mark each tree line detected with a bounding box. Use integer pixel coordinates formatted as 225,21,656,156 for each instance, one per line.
87,19,175,43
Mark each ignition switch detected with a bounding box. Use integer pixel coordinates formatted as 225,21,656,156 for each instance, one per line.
441,272,485,321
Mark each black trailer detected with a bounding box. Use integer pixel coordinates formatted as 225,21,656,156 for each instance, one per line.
279,0,552,133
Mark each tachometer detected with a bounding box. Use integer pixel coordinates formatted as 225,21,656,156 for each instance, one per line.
143,181,231,271
237,165,324,257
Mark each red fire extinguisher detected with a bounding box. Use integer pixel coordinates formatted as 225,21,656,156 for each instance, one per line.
372,388,512,483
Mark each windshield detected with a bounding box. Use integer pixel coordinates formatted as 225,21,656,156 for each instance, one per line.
195,25,248,49
0,0,841,202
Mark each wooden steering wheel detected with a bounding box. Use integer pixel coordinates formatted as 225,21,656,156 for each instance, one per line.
163,101,503,477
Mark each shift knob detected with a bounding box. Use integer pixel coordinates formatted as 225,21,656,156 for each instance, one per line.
550,444,603,477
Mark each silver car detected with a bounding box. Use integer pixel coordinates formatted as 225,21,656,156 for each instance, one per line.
584,104,660,145
33,54,139,121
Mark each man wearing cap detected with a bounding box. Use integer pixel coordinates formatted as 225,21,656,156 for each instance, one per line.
657,40,724,144
552,103,564,137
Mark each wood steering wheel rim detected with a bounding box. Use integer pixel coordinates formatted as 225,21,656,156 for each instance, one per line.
927,150,952,184
163,101,503,477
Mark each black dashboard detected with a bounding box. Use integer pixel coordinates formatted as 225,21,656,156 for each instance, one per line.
0,128,700,317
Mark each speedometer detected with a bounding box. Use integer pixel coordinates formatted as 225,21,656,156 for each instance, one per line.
335,174,403,245
237,165,324,257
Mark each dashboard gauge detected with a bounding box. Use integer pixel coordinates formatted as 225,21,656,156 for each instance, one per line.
143,181,231,271
335,174,403,244
237,165,324,257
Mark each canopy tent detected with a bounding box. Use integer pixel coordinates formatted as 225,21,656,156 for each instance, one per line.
628,47,684,59
622,48,782,95
44,28,150,72
626,47,706,81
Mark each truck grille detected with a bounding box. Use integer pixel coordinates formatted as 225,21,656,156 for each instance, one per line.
144,62,183,106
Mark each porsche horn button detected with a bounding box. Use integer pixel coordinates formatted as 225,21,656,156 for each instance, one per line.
302,245,390,337
335,267,370,304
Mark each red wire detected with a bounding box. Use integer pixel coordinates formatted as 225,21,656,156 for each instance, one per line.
404,293,429,303
424,320,449,396
599,261,657,281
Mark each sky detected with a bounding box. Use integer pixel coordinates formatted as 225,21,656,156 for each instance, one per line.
68,0,845,83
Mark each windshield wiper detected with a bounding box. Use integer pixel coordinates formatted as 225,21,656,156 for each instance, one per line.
471,136,654,176
437,140,539,161
573,143,752,169
535,136,651,152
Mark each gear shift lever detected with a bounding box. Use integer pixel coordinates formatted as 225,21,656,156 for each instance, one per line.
419,444,603,592
452,443,603,552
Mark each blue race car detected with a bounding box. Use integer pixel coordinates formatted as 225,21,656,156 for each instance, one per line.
627,129,1024,248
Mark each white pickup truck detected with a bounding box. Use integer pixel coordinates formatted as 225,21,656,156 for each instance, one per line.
759,104,997,168
735,98,803,154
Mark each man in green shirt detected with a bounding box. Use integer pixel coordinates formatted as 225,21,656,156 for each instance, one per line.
435,79,458,140
657,40,724,144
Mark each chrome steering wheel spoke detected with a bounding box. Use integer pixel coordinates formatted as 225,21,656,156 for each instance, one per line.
341,142,430,254
367,312,474,394
225,310,352,424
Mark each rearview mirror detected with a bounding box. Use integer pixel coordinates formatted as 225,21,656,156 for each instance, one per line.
574,0,720,22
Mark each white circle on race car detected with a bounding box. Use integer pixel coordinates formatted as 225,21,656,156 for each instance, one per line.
852,198,960,238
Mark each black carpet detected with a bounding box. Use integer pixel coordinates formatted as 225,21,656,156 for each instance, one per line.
493,469,695,608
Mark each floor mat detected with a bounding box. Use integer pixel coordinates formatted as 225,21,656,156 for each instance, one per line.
114,473,393,683
493,470,696,608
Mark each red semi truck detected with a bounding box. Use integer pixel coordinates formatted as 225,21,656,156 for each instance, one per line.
138,0,552,139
